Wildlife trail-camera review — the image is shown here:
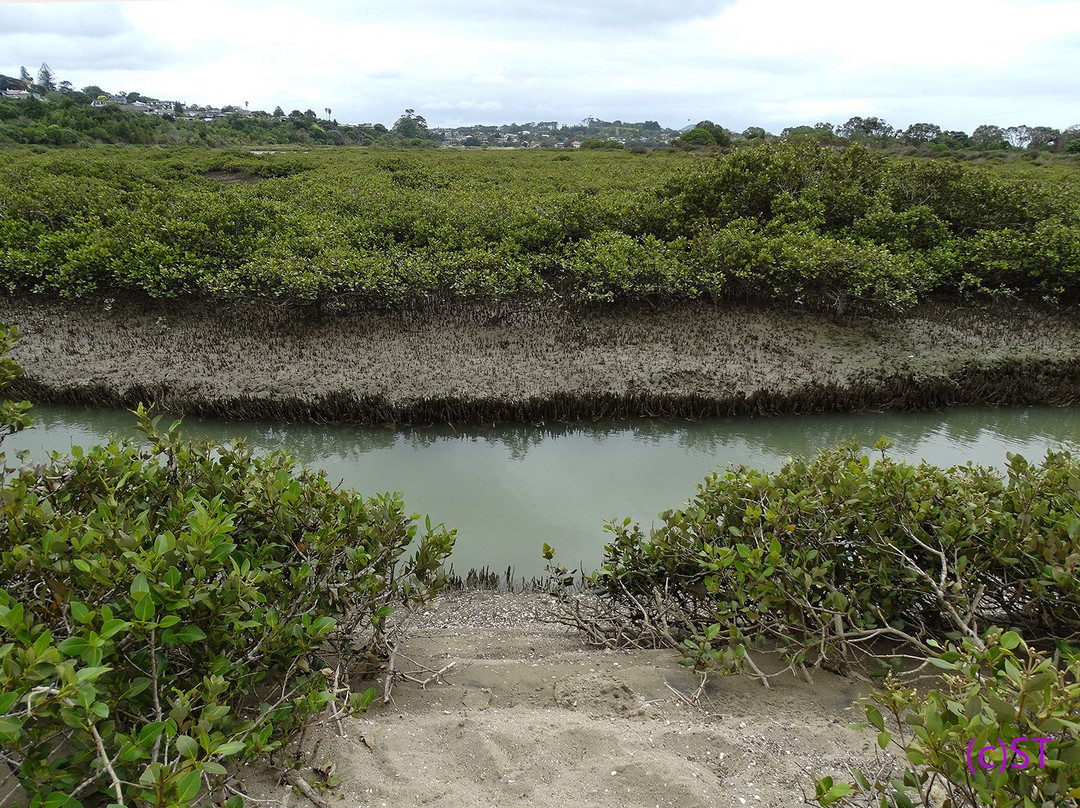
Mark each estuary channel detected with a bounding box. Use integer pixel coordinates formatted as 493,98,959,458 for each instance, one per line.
6,404,1079,580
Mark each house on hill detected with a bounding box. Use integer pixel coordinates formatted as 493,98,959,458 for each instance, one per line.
90,93,128,108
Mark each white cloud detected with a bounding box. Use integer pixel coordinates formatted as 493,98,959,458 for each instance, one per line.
697,0,1080,66
1,0,1077,131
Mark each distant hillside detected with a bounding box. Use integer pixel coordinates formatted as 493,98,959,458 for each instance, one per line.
1,68,1078,153
0,78,683,149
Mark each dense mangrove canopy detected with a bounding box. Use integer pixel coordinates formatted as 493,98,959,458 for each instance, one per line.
0,143,1077,310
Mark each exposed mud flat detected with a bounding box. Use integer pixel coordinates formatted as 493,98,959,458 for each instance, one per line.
2,295,1079,423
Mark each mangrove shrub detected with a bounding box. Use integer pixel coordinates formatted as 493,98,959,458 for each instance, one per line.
0,402,455,806
554,441,1080,674
547,440,1080,806
1,145,1079,309
817,631,1080,807
0,325,30,444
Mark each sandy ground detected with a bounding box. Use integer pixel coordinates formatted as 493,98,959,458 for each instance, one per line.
234,592,884,808
2,296,1080,422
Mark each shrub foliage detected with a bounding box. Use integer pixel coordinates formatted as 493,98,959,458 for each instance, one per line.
1,144,1078,310
547,440,1080,806
554,441,1080,674
0,401,455,806
817,630,1080,807
0,325,30,444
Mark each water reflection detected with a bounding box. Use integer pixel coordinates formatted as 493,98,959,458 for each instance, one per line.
6,405,1080,578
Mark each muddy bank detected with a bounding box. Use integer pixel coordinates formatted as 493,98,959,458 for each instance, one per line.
2,296,1079,423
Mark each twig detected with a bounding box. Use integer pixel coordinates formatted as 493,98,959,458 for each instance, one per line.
0,781,22,808
741,649,771,689
382,644,397,705
69,768,106,800
88,722,124,807
894,525,985,649
331,666,345,736
224,781,280,803
283,771,331,808
692,674,709,703
665,682,698,709
149,629,163,765
0,747,23,776
398,660,457,689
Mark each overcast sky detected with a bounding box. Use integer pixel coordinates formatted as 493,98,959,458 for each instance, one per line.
1,0,1078,133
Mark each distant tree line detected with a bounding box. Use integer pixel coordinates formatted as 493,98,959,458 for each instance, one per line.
0,66,440,148
675,116,1080,155
440,118,677,149
1,65,1076,153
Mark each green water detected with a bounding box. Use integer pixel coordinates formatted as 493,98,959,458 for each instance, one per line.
5,405,1079,579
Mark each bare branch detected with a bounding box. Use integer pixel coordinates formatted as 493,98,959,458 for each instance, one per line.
88,722,125,807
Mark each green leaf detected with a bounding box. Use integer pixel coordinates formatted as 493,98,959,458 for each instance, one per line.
827,783,854,799
892,788,916,808
134,595,156,622
353,687,376,711
138,720,167,745
69,601,90,624
174,769,201,802
32,630,53,657
214,740,245,757
38,792,83,808
99,619,130,639
999,630,1021,651
0,691,19,714
122,674,152,699
130,573,150,598
0,604,19,631
0,716,25,738
927,656,957,670
58,637,90,656
173,626,206,643
174,734,198,759
76,665,111,682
